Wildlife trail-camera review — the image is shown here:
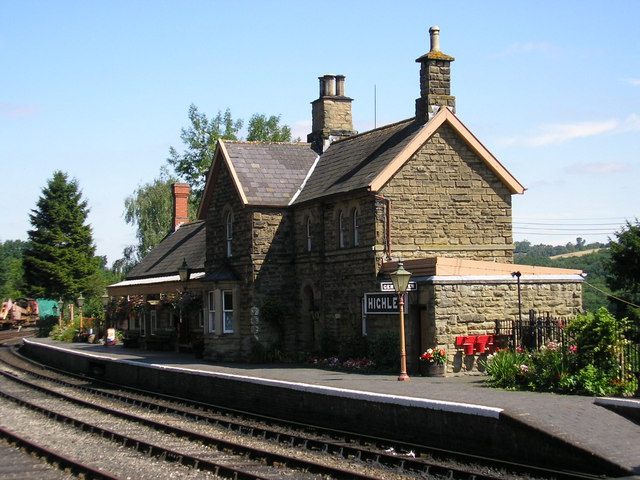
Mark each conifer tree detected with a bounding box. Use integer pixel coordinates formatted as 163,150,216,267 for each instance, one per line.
23,171,100,300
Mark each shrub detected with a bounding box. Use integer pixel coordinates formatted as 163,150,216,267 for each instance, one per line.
481,349,531,389
338,333,369,360
50,323,77,342
368,331,399,371
482,308,635,396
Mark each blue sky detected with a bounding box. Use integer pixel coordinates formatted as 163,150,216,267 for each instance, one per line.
2,0,638,266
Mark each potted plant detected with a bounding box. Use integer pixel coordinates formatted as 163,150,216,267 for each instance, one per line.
419,348,447,376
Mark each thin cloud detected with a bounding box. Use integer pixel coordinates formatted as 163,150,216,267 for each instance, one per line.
0,102,38,117
525,120,619,146
497,115,640,148
566,161,629,175
623,78,640,86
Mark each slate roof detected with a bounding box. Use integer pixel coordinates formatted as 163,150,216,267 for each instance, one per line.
293,119,421,204
126,220,205,279
223,141,318,206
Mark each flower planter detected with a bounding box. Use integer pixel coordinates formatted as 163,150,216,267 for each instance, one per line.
464,343,475,355
420,363,445,377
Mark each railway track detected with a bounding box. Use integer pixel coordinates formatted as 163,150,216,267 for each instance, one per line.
0,345,602,479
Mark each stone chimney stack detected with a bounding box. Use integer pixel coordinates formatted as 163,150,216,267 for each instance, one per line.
415,26,456,123
172,183,190,231
307,74,356,154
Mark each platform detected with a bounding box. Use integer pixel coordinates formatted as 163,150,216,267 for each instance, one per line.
20,338,640,477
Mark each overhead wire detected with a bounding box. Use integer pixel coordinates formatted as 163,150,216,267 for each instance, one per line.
582,280,640,310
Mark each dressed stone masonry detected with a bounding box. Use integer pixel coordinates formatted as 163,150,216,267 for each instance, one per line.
109,27,583,374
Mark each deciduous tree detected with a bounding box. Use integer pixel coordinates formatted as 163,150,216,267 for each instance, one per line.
607,219,640,320
246,113,292,142
167,105,242,201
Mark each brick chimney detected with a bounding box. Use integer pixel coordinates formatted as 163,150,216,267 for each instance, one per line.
172,183,190,231
307,74,356,154
415,26,456,123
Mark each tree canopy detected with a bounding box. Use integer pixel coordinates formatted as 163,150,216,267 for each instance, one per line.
119,105,293,269
122,167,187,267
167,105,243,202
0,239,28,299
607,220,640,321
246,114,292,142
23,171,101,300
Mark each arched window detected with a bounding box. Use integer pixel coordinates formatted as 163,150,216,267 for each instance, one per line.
353,209,360,247
338,211,345,248
225,211,233,257
306,216,312,252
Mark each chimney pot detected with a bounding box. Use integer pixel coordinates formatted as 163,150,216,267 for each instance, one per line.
335,75,346,96
323,74,336,96
429,25,441,52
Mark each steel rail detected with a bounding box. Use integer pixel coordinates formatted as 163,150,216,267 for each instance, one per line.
0,370,390,480
4,346,607,480
0,424,124,480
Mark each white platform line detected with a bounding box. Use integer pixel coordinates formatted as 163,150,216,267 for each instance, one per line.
24,339,504,419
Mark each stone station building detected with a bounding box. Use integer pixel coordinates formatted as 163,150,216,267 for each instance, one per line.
108,27,583,373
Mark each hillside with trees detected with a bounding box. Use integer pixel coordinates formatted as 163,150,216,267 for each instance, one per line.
515,233,636,319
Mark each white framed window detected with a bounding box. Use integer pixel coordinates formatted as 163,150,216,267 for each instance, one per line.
223,290,234,333
353,209,360,247
226,211,233,257
140,313,146,336
306,216,312,252
208,291,216,333
338,211,345,248
150,310,157,333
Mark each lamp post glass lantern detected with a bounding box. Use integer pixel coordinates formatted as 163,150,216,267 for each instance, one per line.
178,258,191,285
390,261,411,381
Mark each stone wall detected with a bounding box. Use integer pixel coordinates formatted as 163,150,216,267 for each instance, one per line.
417,277,583,373
379,123,514,262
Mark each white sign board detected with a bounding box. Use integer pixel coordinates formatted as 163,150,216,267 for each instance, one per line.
379,281,417,292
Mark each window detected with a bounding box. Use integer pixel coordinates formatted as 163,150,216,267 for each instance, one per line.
208,291,216,333
353,209,360,247
150,310,158,333
306,216,312,252
130,312,138,330
223,290,234,333
226,211,233,257
338,211,345,248
140,313,146,336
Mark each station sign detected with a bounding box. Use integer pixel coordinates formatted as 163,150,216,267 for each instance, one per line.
363,292,408,315
379,281,417,292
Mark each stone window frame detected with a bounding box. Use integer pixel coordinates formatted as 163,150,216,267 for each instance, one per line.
150,310,158,334
222,290,234,333
224,208,234,258
338,210,346,248
352,208,360,247
206,288,236,335
306,216,312,252
207,290,216,333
